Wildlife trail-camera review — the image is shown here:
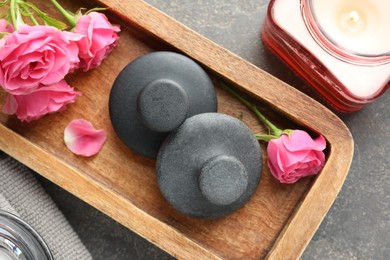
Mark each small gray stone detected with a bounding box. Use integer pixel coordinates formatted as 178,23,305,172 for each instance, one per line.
137,79,189,132
199,155,249,206
156,113,262,218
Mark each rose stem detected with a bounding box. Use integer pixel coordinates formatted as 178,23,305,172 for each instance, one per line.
219,81,283,137
49,0,75,27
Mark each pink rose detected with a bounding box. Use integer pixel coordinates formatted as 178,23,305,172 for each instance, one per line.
0,19,13,34
2,80,81,122
0,25,82,95
74,12,120,71
267,130,326,184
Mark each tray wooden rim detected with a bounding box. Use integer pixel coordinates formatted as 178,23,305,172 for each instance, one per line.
0,0,354,259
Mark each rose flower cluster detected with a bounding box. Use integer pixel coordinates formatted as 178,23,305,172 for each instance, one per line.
0,1,120,122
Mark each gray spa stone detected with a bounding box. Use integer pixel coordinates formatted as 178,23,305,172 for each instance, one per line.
156,113,262,218
137,79,190,132
109,51,217,159
199,155,249,206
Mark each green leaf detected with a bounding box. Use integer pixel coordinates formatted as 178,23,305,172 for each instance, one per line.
282,129,293,138
255,134,279,142
18,5,32,17
17,1,39,25
25,2,68,30
0,32,10,38
73,8,86,23
0,13,9,19
75,8,86,15
0,0,9,7
85,7,107,15
42,15,68,30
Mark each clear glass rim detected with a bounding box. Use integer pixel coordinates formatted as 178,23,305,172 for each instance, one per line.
0,210,53,260
301,0,390,65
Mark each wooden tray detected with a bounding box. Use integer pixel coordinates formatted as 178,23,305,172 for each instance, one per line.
0,0,354,259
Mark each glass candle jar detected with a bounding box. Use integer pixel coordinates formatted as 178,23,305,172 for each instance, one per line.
262,0,390,112
0,210,53,260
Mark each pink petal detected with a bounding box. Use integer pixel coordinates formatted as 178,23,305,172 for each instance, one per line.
3,80,81,122
282,130,326,152
2,94,18,114
0,19,13,33
0,65,4,87
64,119,106,157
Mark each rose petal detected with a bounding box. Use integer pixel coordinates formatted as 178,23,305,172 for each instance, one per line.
2,80,81,122
64,119,106,157
2,94,17,114
282,130,326,152
0,19,13,34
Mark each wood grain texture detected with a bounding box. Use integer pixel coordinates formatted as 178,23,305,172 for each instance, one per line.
0,0,354,259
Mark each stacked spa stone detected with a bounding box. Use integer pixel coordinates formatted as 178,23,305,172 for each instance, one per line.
109,52,262,218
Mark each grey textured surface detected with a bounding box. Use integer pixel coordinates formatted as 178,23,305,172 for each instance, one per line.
156,113,261,218
36,0,389,259
199,155,249,206
109,51,217,159
137,79,189,132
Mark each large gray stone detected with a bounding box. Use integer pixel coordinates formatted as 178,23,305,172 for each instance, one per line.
109,51,217,159
156,113,262,218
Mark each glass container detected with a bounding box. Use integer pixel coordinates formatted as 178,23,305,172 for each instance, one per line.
262,0,390,112
0,210,53,260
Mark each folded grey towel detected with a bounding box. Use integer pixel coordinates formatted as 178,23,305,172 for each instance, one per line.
0,153,92,260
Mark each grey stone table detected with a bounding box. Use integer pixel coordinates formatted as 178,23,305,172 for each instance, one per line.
37,0,389,259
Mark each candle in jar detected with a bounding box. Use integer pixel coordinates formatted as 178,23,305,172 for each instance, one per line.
264,0,390,109
309,0,390,56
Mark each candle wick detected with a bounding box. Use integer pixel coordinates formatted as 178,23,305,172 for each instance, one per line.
349,11,360,23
